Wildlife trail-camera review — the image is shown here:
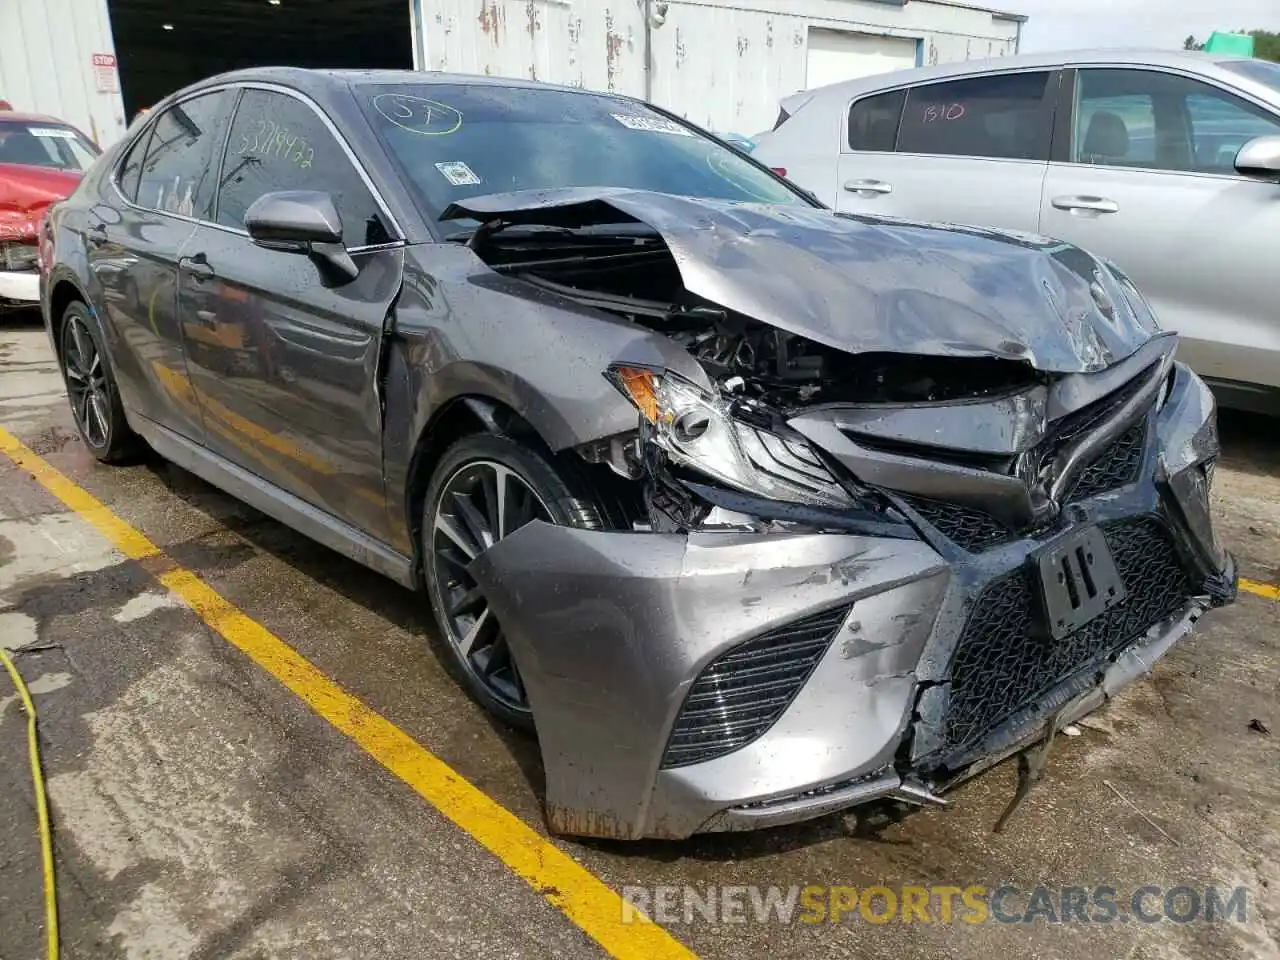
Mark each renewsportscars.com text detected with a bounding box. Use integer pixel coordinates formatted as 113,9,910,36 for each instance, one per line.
620,884,1250,926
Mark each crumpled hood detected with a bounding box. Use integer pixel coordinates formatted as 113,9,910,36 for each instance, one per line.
442,187,1161,374
0,163,81,242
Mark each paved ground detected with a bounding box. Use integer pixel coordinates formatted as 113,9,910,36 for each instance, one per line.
0,312,1277,960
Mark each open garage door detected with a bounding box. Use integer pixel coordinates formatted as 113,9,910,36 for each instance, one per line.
108,0,413,116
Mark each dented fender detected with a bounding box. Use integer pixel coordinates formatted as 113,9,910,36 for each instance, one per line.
467,519,948,840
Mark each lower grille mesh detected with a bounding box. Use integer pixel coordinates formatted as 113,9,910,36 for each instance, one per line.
943,516,1190,757
1068,418,1148,501
900,496,1014,552
660,604,851,769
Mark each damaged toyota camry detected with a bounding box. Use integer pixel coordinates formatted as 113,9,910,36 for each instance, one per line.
41,69,1236,841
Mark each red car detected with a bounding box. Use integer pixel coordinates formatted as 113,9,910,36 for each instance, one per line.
0,109,100,309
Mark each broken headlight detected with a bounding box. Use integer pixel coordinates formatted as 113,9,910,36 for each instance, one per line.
1,241,39,272
608,365,854,508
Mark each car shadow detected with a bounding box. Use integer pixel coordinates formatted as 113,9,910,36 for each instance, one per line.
1216,408,1280,480
142,454,427,632
137,455,932,860
574,800,921,864
0,306,44,330
140,455,561,801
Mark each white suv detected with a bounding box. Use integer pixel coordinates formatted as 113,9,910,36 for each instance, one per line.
754,50,1280,413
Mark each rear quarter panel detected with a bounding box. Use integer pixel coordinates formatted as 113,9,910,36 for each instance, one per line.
753,92,844,206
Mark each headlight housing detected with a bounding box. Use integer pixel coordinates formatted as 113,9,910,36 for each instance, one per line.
1,241,38,272
608,365,854,508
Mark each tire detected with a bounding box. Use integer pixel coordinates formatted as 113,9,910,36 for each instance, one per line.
421,433,604,731
58,300,142,463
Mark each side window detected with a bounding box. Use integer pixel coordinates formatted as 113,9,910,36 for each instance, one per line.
1076,93,1156,166
217,90,390,249
136,92,232,219
847,89,906,152
116,130,151,203
1186,91,1280,173
897,71,1053,160
1073,69,1280,173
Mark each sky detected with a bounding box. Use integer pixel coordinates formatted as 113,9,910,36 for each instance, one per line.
999,0,1280,52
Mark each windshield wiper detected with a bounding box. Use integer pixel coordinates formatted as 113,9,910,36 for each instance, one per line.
443,219,584,253
446,219,662,254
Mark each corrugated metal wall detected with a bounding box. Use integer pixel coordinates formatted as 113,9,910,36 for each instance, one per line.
416,0,1021,136
421,0,648,97
0,0,127,146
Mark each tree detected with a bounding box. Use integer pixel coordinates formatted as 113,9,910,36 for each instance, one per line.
1184,35,1204,51
1249,29,1280,62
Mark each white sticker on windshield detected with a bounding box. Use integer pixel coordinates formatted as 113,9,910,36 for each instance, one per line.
28,127,78,139
610,114,693,137
435,160,481,186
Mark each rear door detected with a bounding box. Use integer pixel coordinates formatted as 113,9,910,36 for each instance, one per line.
87,89,235,442
177,86,403,541
1039,67,1280,391
835,69,1058,233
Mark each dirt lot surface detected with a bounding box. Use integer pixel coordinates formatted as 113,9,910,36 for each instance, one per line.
1,314,1276,960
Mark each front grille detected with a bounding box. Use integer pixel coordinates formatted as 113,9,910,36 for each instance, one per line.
1049,365,1154,450
899,496,1014,552
1068,417,1147,501
942,516,1191,757
660,604,851,769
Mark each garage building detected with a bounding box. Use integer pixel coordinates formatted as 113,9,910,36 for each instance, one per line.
0,0,1022,147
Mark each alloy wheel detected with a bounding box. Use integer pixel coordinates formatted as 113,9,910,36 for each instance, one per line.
63,316,111,449
431,460,551,714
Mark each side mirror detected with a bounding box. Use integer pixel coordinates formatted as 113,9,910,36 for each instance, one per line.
1234,135,1280,178
244,190,359,285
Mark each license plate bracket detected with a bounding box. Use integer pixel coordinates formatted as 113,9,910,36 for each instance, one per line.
1036,525,1127,640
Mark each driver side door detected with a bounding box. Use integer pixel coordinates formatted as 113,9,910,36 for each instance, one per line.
178,86,405,543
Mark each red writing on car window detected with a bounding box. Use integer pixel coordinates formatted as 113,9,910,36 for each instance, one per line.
922,103,967,123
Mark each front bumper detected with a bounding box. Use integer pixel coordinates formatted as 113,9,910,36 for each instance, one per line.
471,362,1235,840
0,269,39,304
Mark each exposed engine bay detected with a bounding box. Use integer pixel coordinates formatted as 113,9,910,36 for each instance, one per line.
469,222,1044,412
458,215,1149,541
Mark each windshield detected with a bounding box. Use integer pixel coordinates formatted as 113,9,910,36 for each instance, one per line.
356,83,807,235
0,121,99,172
1221,58,1280,98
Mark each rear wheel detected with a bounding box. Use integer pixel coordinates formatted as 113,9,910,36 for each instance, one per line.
422,433,602,730
59,301,141,463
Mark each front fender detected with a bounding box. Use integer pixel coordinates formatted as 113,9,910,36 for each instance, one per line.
380,244,712,551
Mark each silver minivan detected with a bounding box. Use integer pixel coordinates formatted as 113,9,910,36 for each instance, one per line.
754,50,1280,413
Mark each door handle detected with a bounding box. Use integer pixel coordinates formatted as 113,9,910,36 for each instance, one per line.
179,252,214,281
844,179,894,195
1051,195,1119,214
86,221,108,247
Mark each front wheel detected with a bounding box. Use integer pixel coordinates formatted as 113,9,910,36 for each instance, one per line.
421,433,602,730
59,301,141,463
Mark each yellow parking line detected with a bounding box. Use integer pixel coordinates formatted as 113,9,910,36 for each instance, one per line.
0,426,696,960
1240,578,1280,601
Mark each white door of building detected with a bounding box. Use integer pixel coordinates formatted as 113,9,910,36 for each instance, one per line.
805,29,918,91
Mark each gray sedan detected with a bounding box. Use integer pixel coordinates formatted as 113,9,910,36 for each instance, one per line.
41,67,1234,841
755,50,1280,414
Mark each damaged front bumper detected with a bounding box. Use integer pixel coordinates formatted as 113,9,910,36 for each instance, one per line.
470,359,1236,840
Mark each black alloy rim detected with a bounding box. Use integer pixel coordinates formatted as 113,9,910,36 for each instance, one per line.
431,460,551,714
63,316,110,448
